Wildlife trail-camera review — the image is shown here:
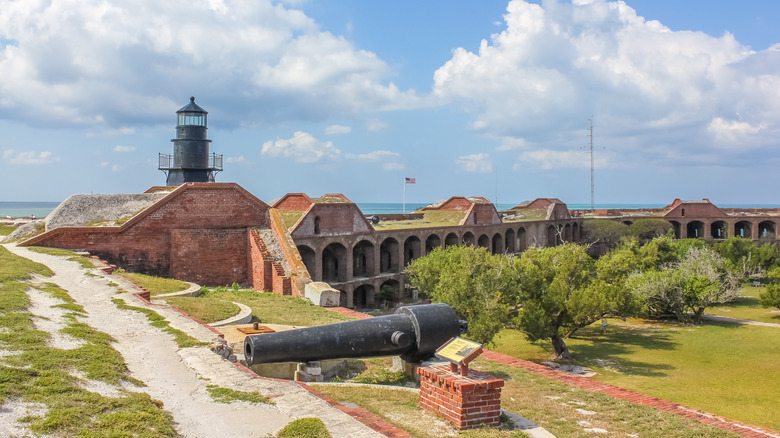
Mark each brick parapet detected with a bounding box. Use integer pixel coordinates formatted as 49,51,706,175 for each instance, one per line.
418,365,503,430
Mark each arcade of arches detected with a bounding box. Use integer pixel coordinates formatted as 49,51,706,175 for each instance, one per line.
293,221,580,308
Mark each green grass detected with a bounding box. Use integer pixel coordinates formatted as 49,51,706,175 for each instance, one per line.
27,246,95,269
162,296,239,323
0,247,177,437
200,288,354,326
708,285,780,324
314,362,739,438
276,417,332,438
205,384,274,404
0,224,17,236
280,211,304,229
111,298,207,348
373,210,467,230
116,271,190,296
492,317,780,432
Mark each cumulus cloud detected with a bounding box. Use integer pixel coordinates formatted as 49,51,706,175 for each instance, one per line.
325,125,351,135
456,153,493,173
114,145,136,152
261,131,341,163
366,118,389,132
0,0,420,128
515,149,609,170
225,155,246,163
2,149,56,165
434,0,780,169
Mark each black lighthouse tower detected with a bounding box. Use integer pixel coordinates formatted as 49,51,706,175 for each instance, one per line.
159,97,222,186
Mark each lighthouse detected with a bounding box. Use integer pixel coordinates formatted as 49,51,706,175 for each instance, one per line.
159,97,223,186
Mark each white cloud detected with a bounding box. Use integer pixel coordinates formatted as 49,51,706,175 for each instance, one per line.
325,125,351,135
225,156,246,163
114,145,136,152
346,150,404,171
366,118,389,132
434,0,780,169
261,131,341,163
2,149,56,165
0,0,420,128
515,149,608,170
111,164,124,172
456,153,493,173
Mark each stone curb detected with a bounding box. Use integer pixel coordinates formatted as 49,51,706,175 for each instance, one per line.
209,302,253,327
155,282,201,298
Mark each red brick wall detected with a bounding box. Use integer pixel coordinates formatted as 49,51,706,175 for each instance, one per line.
274,193,313,211
438,197,473,211
418,365,503,430
248,229,293,295
171,228,248,286
24,183,270,286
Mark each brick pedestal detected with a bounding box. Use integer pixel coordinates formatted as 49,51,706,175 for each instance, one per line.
418,365,504,430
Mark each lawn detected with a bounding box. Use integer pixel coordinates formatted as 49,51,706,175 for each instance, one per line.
162,296,239,324
708,285,780,324
0,224,17,236
199,288,354,326
314,361,740,438
491,317,780,432
115,271,190,296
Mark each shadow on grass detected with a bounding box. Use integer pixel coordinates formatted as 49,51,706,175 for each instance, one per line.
568,322,678,377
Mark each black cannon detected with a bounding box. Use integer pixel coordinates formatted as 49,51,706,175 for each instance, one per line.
243,303,467,366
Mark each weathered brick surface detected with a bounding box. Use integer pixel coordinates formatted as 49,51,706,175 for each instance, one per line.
24,183,270,286
418,365,503,430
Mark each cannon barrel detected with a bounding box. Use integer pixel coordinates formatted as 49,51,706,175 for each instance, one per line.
243,303,466,366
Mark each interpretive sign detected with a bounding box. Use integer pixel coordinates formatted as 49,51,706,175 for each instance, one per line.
435,337,483,366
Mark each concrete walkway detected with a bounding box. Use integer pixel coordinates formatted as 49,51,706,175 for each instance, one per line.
3,244,385,438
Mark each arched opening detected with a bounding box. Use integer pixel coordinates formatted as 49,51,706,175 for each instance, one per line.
353,284,375,309
547,225,556,247
759,221,776,240
462,232,475,246
352,240,375,278
380,238,399,273
572,223,579,242
477,234,490,249
491,233,503,254
314,216,321,235
735,221,752,239
445,233,459,247
322,243,347,283
404,236,422,266
425,234,442,254
710,221,728,239
686,221,705,239
622,221,633,226
669,221,681,239
297,245,315,279
505,229,516,253
378,279,401,307
518,227,527,251
564,223,572,242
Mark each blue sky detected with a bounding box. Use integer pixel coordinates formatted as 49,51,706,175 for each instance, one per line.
1,0,779,206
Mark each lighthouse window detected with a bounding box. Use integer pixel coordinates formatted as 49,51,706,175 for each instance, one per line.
178,113,206,127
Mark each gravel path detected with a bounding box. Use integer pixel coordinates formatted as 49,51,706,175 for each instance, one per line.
3,244,383,438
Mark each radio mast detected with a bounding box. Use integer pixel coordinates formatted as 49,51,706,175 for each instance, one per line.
589,118,594,211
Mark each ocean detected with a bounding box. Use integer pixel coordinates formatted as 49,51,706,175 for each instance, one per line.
3,201,779,219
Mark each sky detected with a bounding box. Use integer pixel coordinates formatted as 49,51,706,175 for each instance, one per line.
1,0,779,206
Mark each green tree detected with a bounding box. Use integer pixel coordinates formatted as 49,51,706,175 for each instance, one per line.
627,218,673,241
514,243,635,359
581,219,629,254
629,246,739,323
759,267,780,310
406,246,518,344
714,236,760,278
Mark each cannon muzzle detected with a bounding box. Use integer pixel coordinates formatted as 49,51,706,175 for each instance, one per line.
243,303,466,366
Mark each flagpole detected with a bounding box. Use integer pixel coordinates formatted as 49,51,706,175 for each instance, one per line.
403,177,406,214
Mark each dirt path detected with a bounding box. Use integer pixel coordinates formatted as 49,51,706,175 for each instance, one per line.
3,244,383,438
700,314,780,328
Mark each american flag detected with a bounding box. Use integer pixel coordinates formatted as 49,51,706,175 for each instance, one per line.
405,177,416,184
